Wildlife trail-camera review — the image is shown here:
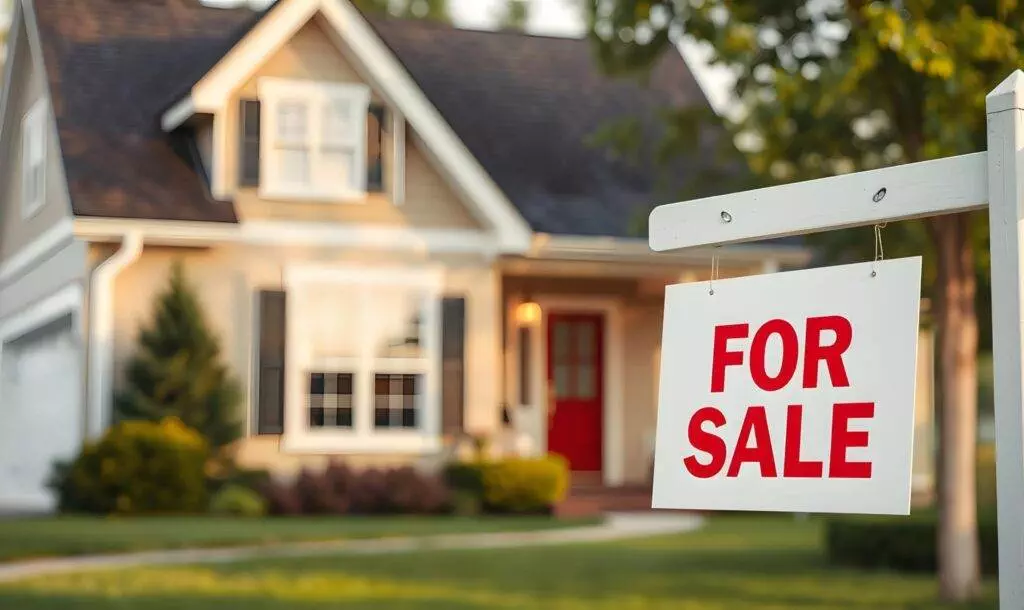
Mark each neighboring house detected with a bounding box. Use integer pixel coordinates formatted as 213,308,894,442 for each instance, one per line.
0,0,927,512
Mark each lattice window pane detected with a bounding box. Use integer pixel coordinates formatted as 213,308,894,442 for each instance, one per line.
276,101,308,144
373,373,418,429
307,372,354,429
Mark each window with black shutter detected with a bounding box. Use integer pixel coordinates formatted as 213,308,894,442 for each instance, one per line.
256,290,286,435
440,297,466,434
239,100,261,187
367,104,385,192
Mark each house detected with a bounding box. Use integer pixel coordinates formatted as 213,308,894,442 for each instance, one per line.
0,0,931,512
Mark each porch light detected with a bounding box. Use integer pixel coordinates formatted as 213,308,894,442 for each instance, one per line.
515,300,541,326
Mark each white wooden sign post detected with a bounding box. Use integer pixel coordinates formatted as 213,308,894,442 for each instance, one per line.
649,71,1024,608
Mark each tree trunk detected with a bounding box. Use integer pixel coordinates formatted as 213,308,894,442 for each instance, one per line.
930,213,980,601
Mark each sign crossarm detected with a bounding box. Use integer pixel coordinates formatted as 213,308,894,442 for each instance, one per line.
649,151,988,251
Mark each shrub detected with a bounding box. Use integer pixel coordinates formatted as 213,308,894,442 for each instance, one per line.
210,484,267,517
295,462,354,514
480,456,569,514
261,479,303,516
51,418,208,515
383,466,450,514
206,467,272,497
825,512,999,575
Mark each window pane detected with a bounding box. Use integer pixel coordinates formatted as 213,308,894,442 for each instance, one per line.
373,373,419,429
367,105,384,192
577,364,596,399
306,289,361,359
277,101,307,142
280,149,309,184
554,364,572,398
307,371,353,430
577,322,596,362
553,322,572,362
324,98,355,146
320,148,356,192
370,286,427,359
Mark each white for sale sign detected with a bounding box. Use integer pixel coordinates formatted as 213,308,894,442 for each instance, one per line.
652,257,922,515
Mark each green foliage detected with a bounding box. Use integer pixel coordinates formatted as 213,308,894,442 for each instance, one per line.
444,457,569,514
209,485,267,517
115,262,242,450
351,0,449,21
496,0,530,31
826,513,998,576
51,418,209,515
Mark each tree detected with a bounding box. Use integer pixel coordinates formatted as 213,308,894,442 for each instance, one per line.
496,0,531,31
586,0,1020,601
352,0,450,21
115,262,242,452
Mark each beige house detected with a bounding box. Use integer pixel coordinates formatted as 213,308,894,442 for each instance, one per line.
0,0,930,512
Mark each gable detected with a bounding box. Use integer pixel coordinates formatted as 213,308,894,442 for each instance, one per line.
165,0,530,250
0,5,71,267
224,18,482,230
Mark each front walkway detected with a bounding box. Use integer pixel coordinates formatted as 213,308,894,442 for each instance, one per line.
0,512,702,584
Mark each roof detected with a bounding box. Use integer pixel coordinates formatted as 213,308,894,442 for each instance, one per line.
30,0,716,237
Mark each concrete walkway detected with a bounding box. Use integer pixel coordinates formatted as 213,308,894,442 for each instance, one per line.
0,512,702,584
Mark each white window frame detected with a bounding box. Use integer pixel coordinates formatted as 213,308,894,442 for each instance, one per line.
257,77,370,202
20,98,46,219
281,264,444,454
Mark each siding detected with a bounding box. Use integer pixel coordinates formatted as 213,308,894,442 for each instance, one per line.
0,15,72,264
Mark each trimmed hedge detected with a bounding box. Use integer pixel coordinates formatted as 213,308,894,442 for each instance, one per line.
50,418,209,515
825,512,998,575
444,455,570,515
210,484,267,517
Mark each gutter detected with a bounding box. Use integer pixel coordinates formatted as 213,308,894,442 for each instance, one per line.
87,232,143,439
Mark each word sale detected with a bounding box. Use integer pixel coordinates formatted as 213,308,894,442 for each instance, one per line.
684,316,874,480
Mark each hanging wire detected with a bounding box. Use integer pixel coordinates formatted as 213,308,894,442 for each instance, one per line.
871,222,887,277
709,248,721,295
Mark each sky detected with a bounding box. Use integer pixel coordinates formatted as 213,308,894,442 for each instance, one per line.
448,0,736,113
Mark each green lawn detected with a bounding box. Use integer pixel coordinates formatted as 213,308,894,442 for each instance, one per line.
0,516,595,563
0,516,998,609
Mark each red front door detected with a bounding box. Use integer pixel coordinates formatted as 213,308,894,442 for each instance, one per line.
546,313,603,473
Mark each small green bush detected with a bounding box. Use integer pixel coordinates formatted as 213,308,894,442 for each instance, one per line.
481,456,569,514
825,512,998,575
209,484,267,517
443,462,486,495
51,418,209,515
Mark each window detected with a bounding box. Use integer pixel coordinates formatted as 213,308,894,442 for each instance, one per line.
21,99,46,218
367,104,385,192
258,78,370,200
284,266,443,451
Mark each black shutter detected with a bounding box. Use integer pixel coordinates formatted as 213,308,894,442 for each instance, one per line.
239,100,261,187
367,104,385,192
440,297,466,435
256,290,286,435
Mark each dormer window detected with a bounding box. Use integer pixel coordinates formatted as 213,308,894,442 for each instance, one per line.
253,78,373,201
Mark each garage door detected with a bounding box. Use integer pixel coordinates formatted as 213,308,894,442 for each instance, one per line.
0,317,82,512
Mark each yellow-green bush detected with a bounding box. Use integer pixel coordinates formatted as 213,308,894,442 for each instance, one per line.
209,484,267,517
50,418,209,514
480,456,569,514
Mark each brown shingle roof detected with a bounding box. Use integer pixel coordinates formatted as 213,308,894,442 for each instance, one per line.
31,0,710,236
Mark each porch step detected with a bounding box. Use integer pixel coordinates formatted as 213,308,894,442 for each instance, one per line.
557,482,654,517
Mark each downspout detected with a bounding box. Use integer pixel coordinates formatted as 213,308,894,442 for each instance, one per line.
87,231,143,439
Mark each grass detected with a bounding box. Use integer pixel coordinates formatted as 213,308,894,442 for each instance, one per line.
0,516,998,609
0,515,596,563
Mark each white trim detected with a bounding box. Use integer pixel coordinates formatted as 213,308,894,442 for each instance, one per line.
86,232,143,439
0,0,22,156
20,94,46,219
392,109,406,206
74,218,500,256
160,97,196,132
281,262,445,454
0,282,83,342
650,151,988,251
530,295,625,487
160,0,532,253
0,216,74,283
